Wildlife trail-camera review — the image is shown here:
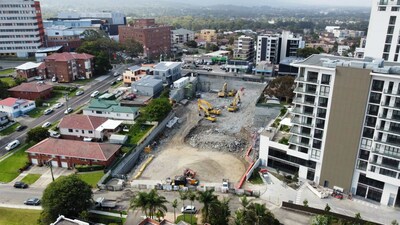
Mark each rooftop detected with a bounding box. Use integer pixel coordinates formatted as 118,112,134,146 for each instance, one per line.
36,46,63,53
0,98,32,107
85,99,139,114
59,115,108,130
51,215,89,225
154,62,182,71
46,52,94,62
133,75,163,87
27,138,121,161
8,82,53,93
172,28,194,35
15,62,44,70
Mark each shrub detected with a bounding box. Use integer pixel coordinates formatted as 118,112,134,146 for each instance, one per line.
279,137,289,145
18,162,32,173
75,165,104,172
279,107,288,117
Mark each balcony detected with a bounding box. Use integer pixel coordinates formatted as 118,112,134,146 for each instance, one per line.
289,136,311,148
294,87,317,95
377,127,400,135
292,118,313,127
295,77,305,82
372,148,400,160
375,138,400,148
290,128,312,138
305,79,319,84
384,89,400,96
369,160,400,172
292,108,314,116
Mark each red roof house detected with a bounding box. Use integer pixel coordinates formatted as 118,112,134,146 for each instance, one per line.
58,115,108,141
8,82,53,100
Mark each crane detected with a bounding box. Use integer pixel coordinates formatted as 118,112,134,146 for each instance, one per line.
218,83,227,98
198,99,221,115
228,91,241,112
198,103,217,122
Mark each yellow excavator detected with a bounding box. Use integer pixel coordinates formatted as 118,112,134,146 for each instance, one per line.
198,99,221,115
228,92,241,112
218,83,227,98
228,89,237,97
198,103,217,122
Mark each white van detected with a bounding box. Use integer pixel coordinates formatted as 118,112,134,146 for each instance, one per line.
5,140,20,151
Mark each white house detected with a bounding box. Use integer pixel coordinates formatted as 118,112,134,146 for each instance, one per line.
83,99,139,121
0,97,36,118
58,115,108,141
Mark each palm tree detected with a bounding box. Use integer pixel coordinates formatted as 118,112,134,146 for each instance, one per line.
172,199,178,222
247,203,279,225
146,189,168,219
187,191,196,225
155,209,165,222
129,191,149,218
179,191,188,221
197,189,217,223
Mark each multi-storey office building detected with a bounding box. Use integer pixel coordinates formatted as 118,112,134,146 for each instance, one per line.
233,35,254,62
365,0,400,62
260,54,400,207
0,0,44,57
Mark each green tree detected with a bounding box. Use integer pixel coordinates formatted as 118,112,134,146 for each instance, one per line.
0,80,10,99
303,199,309,207
179,191,188,221
265,76,295,103
185,40,198,48
392,220,399,225
172,199,178,222
312,215,330,225
209,197,231,225
81,29,107,41
297,47,322,58
147,189,168,219
197,189,218,223
141,98,172,121
187,191,196,225
324,204,331,212
123,39,144,57
206,43,219,52
14,77,27,86
130,191,149,218
39,175,92,225
27,127,49,143
247,203,280,225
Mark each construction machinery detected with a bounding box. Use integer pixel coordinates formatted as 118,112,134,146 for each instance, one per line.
228,91,241,112
198,99,221,115
228,89,237,97
198,103,217,122
218,83,227,97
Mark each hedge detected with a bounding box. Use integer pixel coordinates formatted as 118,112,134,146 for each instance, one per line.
75,165,104,172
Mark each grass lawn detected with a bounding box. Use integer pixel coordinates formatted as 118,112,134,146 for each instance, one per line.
27,107,45,118
0,76,16,86
20,174,41,185
176,215,197,225
0,143,33,183
0,122,20,136
0,68,15,75
248,169,264,185
89,213,126,224
74,78,94,85
0,207,41,225
111,80,123,88
123,124,154,145
77,171,105,188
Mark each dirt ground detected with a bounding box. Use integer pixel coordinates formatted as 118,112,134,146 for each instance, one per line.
135,81,267,184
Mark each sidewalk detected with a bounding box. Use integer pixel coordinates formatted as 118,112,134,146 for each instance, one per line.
89,209,128,218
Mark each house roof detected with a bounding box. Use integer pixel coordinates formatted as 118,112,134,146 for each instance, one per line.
27,138,121,161
154,62,181,71
95,119,122,131
46,52,94,62
8,82,53,93
133,75,162,87
36,45,63,53
172,28,194,35
137,218,178,225
85,99,139,114
0,97,31,107
59,115,108,130
15,62,43,70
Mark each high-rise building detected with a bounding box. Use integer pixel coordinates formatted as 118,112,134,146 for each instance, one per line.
256,31,304,64
118,19,172,58
0,0,44,57
365,0,400,62
233,35,254,62
260,54,400,207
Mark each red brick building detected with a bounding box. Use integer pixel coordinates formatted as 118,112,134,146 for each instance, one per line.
119,19,172,58
15,62,47,80
8,82,53,100
45,52,94,83
26,138,121,168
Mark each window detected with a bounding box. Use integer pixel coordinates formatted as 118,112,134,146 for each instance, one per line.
371,80,384,91
360,138,372,149
321,74,330,85
81,130,84,134
68,129,73,133
311,149,321,160
390,16,397,25
388,26,395,34
320,86,330,96
385,35,393,44
88,131,93,134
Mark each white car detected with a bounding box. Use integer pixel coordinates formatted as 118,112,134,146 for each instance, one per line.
49,130,60,138
91,91,99,98
5,140,20,151
117,76,123,81
53,103,63,109
113,72,120,77
76,90,84,96
43,108,53,115
181,205,197,214
42,122,51,128
64,107,73,114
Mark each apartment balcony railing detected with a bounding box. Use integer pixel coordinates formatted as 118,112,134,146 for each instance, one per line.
294,87,317,95
292,108,314,117
372,148,400,160
375,138,400,148
377,127,400,135
383,89,400,96
292,118,313,127
290,128,312,138
369,160,400,172
289,136,311,148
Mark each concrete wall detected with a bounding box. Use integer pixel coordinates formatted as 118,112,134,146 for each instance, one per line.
320,67,371,192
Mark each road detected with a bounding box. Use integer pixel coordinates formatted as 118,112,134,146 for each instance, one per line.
0,64,128,157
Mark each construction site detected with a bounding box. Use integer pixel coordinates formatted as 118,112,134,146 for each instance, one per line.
131,74,275,186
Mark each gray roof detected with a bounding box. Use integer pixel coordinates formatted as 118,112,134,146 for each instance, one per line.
172,28,194,35
154,62,181,71
127,65,141,71
133,75,162,87
293,54,400,75
279,57,305,66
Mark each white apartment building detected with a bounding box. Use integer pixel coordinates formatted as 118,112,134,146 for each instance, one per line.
171,28,195,45
0,0,44,57
153,62,182,84
260,54,400,207
256,31,304,65
365,0,400,62
338,45,351,56
233,35,254,62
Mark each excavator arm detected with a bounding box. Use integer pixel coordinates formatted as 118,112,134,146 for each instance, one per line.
198,102,217,122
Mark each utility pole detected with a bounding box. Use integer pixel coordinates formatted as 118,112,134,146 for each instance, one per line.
47,158,55,181
65,93,69,109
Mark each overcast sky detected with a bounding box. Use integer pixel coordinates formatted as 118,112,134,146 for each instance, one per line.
298,0,371,6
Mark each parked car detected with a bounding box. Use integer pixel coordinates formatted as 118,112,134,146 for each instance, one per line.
53,102,63,109
14,181,28,189
113,72,120,77
43,108,53,115
123,93,136,100
91,91,99,98
49,130,60,138
51,76,57,82
34,76,43,80
64,107,73,114
42,122,51,128
36,81,44,84
76,90,84,96
24,198,40,205
181,205,197,214
83,137,93,142
117,76,123,81
16,125,27,132
5,140,20,151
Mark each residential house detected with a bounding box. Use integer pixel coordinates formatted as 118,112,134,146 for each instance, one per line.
0,112,9,126
45,52,94,83
123,64,155,86
15,62,47,80
153,62,182,84
0,98,36,118
8,82,53,101
83,99,139,121
51,215,89,225
58,115,108,141
132,75,163,97
27,138,121,168
137,218,189,225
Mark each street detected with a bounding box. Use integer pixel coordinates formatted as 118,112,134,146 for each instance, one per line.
0,64,128,157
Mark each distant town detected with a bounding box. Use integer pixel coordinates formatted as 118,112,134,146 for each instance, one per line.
0,0,399,225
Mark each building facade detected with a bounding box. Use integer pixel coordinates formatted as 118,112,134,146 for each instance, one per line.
122,64,154,86
44,26,86,52
119,19,172,58
8,82,52,100
15,62,47,80
196,29,216,42
171,28,195,44
44,52,94,83
233,35,254,62
153,61,182,84
365,0,400,62
0,0,44,57
259,54,400,207
0,97,36,118
83,99,139,121
256,31,304,65
132,75,163,97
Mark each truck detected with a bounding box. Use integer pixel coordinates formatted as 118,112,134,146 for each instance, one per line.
94,197,117,208
221,179,231,193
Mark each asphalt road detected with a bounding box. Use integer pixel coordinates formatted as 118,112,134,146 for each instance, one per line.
0,65,127,157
